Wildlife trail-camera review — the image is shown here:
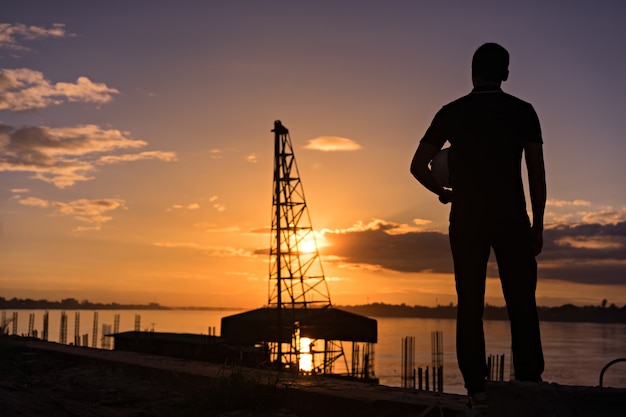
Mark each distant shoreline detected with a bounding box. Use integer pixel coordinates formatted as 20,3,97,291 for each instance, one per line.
0,297,241,311
340,303,626,324
2,297,625,324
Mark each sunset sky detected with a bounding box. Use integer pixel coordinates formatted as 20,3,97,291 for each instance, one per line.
2,1,626,309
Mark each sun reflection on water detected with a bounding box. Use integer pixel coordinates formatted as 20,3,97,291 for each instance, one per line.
299,337,313,372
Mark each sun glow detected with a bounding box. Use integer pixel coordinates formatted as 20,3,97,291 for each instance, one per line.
299,337,313,372
299,237,317,254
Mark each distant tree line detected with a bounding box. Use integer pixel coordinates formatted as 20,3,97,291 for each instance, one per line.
340,302,626,324
3,297,624,324
0,297,167,310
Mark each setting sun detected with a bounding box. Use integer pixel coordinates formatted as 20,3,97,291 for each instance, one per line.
299,236,317,254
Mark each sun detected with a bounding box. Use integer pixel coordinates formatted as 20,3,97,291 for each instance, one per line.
299,236,317,254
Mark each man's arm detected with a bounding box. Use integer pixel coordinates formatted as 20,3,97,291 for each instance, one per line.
410,142,452,203
524,142,547,255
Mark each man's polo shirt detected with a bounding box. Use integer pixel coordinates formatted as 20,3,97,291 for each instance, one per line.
420,86,543,223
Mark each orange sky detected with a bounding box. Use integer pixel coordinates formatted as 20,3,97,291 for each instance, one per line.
1,2,626,308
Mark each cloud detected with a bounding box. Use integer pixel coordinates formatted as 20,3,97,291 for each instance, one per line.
320,219,453,273
544,200,626,227
412,218,432,226
579,208,626,225
153,241,252,257
262,216,626,286
167,203,200,212
0,68,119,111
209,195,226,212
18,195,126,231
194,223,242,233
0,23,71,53
0,123,176,188
246,153,257,163
97,151,178,165
18,196,49,208
547,199,591,207
303,136,362,152
210,149,222,160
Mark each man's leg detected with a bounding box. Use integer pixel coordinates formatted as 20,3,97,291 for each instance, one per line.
450,222,491,395
494,221,544,381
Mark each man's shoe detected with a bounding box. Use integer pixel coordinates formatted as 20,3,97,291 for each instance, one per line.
467,391,489,415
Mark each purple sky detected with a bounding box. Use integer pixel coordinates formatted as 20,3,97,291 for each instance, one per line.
1,1,626,307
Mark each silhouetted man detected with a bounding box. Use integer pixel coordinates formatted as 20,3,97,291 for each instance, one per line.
410,43,546,411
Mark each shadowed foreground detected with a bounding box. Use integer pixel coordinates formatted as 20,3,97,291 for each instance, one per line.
1,337,624,416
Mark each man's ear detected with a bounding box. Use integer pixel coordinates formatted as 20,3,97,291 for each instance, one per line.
502,70,509,82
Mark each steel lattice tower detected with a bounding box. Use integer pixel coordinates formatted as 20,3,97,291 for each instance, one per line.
268,120,331,310
268,120,335,369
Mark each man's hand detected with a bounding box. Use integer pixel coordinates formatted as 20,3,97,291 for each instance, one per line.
439,189,453,204
411,143,454,204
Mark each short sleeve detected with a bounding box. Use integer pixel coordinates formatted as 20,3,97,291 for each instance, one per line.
525,103,543,145
420,107,450,149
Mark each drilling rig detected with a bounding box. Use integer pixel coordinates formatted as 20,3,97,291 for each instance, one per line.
221,121,377,379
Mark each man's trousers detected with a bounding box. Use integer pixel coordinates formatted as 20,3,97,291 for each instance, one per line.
449,215,544,395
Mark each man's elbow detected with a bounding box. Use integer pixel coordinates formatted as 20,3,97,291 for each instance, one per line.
410,159,426,182
409,161,419,180
411,143,439,183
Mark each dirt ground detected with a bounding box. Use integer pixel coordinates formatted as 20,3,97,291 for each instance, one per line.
0,337,462,417
2,336,624,417
0,337,306,417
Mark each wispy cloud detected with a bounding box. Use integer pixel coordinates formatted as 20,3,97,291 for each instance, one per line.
97,151,177,165
303,136,362,152
323,218,426,235
209,195,226,212
547,199,591,207
580,208,626,225
0,23,72,53
545,199,626,226
0,123,176,188
246,153,257,163
167,203,200,212
193,223,242,233
412,218,433,227
210,149,223,160
154,241,252,257
17,195,126,231
0,68,119,111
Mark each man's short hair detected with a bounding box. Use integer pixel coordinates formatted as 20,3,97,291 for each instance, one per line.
472,43,509,82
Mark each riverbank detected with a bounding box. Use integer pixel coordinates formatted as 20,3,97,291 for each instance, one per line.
1,336,624,416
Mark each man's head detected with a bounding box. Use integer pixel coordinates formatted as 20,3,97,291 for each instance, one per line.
472,43,509,84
